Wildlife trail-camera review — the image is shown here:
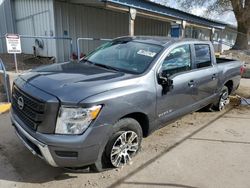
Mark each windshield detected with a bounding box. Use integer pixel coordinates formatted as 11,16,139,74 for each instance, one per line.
84,40,163,74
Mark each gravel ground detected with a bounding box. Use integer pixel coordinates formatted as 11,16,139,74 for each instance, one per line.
0,79,249,188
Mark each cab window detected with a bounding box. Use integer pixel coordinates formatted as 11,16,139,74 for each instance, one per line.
162,44,191,76
194,44,212,68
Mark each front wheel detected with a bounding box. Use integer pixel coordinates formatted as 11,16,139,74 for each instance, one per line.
90,118,142,172
107,118,142,168
109,130,139,167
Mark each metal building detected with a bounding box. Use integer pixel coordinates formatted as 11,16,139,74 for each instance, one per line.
0,0,236,62
0,0,15,53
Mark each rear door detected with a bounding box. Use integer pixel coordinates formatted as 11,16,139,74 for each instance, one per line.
191,43,219,103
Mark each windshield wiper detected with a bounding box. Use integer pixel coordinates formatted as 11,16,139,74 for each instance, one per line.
94,63,121,72
81,58,94,65
81,58,120,72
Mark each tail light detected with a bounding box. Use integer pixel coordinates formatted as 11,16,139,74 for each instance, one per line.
240,66,246,76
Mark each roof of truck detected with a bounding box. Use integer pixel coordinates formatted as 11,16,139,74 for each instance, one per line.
114,36,210,47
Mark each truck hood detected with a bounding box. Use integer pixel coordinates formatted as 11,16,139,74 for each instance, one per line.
19,62,136,103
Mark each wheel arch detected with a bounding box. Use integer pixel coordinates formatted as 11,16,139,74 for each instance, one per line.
121,112,150,137
224,80,233,94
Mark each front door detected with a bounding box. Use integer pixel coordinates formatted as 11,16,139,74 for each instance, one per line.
156,44,196,125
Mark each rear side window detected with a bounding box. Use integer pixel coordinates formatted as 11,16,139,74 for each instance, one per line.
162,44,191,76
194,44,211,68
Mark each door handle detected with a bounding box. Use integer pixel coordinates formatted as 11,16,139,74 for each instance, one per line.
188,80,195,87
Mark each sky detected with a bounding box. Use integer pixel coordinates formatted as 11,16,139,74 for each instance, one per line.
152,0,237,26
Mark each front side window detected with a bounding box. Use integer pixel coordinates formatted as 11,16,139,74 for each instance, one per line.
194,44,211,68
161,44,191,76
84,40,163,74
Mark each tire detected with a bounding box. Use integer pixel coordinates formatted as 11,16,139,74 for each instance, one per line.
90,118,143,172
201,103,214,112
213,86,229,111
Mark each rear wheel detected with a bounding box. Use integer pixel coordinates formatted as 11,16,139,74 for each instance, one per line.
214,86,230,111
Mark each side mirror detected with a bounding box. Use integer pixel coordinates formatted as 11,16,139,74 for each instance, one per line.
158,71,173,94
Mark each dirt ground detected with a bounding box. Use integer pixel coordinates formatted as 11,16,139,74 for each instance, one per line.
0,53,53,102
0,53,54,72
0,79,249,188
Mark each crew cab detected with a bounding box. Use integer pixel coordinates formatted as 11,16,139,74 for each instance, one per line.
11,36,243,171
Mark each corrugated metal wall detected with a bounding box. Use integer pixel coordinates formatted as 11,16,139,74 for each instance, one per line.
54,1,129,62
135,16,170,36
1,0,233,63
2,0,172,62
54,1,171,62
0,0,15,53
14,0,56,58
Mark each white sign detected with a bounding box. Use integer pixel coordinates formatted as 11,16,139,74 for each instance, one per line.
137,50,156,57
5,34,22,54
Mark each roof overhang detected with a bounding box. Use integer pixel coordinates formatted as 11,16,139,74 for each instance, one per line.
63,0,105,7
101,0,227,30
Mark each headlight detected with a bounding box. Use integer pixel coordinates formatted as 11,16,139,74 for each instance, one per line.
55,105,102,135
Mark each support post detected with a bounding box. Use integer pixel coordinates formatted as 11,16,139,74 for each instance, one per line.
181,20,187,38
14,53,18,73
219,29,224,53
129,19,135,36
129,8,137,36
210,27,215,41
190,26,193,38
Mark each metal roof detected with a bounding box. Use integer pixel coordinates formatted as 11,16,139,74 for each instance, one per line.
102,0,227,29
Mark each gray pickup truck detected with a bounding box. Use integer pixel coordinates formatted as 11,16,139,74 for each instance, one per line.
11,36,243,171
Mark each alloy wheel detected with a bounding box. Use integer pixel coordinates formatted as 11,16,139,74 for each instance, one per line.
219,91,229,111
110,131,139,168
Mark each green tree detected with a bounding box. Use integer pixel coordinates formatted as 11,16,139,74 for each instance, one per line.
159,0,250,50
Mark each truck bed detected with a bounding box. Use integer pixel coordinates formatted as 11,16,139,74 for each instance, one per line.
216,58,236,64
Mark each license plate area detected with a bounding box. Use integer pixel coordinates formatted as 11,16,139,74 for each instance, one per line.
15,126,43,157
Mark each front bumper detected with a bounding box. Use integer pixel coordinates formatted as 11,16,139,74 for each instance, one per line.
11,112,110,168
12,115,58,167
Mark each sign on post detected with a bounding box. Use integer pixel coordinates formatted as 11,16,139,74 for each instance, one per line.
5,34,22,53
5,34,22,72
